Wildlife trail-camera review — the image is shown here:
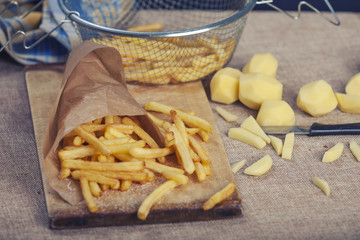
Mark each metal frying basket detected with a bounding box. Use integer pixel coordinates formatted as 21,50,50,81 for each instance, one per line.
57,0,257,85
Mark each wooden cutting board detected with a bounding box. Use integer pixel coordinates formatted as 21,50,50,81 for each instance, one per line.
25,65,241,229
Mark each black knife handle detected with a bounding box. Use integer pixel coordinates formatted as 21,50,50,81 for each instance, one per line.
310,123,360,136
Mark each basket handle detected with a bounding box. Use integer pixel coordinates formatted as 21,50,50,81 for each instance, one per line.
256,0,340,26
0,11,79,54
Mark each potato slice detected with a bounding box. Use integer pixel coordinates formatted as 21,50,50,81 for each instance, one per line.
242,53,278,77
240,115,270,143
244,155,273,176
297,80,338,117
210,67,241,104
345,72,360,97
322,142,344,163
231,160,246,174
335,93,360,114
282,132,294,160
256,100,295,126
350,141,360,162
215,106,238,122
228,127,266,149
238,73,283,110
312,177,330,196
269,135,283,155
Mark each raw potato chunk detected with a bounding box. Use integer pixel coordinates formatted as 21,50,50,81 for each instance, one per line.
312,177,330,196
256,100,295,126
297,80,338,117
210,67,241,104
322,142,344,163
244,155,273,176
242,53,278,77
238,73,283,110
335,93,360,114
241,115,270,143
228,127,266,150
231,160,246,174
269,135,283,155
282,132,294,160
345,73,360,97
215,106,238,122
349,141,360,162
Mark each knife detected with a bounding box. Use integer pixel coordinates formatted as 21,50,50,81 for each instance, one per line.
261,122,360,136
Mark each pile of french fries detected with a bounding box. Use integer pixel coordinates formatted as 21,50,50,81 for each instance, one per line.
91,23,236,84
58,101,235,220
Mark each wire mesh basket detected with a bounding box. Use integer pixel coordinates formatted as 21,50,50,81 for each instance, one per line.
58,0,257,85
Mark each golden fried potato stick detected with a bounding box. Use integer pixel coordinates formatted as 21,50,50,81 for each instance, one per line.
74,126,111,156
72,170,120,190
144,159,184,174
137,180,178,220
145,101,212,133
73,136,85,146
92,118,103,124
127,22,163,32
100,137,131,146
105,115,114,124
58,146,96,160
122,117,159,149
129,147,174,159
191,54,217,69
170,110,189,147
107,140,146,154
194,162,206,182
80,177,98,213
170,125,195,174
86,170,148,182
59,167,71,179
62,159,145,172
203,182,235,211
186,127,200,135
202,160,212,176
120,180,132,191
146,112,165,128
144,169,156,182
188,134,209,163
113,152,155,162
161,170,188,185
89,181,102,197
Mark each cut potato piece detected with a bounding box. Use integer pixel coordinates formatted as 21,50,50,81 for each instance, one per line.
335,93,360,114
242,53,278,77
269,135,283,155
244,155,273,176
312,177,330,196
297,80,337,117
322,142,344,163
349,141,360,162
228,127,266,150
345,72,360,97
238,73,283,110
210,67,241,104
282,132,294,160
215,106,238,122
231,160,246,174
256,100,295,126
241,115,270,143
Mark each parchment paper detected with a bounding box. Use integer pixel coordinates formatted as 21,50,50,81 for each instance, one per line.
42,41,163,205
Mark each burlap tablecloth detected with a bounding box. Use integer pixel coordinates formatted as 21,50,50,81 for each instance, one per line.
1,11,360,239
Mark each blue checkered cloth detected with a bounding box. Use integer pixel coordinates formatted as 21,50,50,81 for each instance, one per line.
0,0,122,65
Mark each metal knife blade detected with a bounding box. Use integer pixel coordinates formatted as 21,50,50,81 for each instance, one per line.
261,122,360,136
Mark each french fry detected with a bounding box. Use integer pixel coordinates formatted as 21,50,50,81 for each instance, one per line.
86,170,148,182
194,162,206,182
170,110,189,147
146,112,165,128
72,170,120,190
127,22,163,32
59,167,71,179
74,126,111,156
62,159,145,172
120,180,132,191
145,101,212,133
188,134,209,163
186,127,200,135
58,146,96,160
113,152,155,162
107,140,146,154
202,160,212,176
162,170,188,185
73,136,85,146
105,115,114,124
80,177,98,213
100,137,131,146
129,147,174,159
137,180,178,220
203,182,235,211
144,159,184,174
89,181,102,197
170,125,195,174
122,117,159,148
144,169,156,182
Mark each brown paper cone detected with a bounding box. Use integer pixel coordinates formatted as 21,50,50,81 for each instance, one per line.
42,41,162,205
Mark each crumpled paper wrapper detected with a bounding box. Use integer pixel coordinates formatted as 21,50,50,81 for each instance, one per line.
43,41,163,205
